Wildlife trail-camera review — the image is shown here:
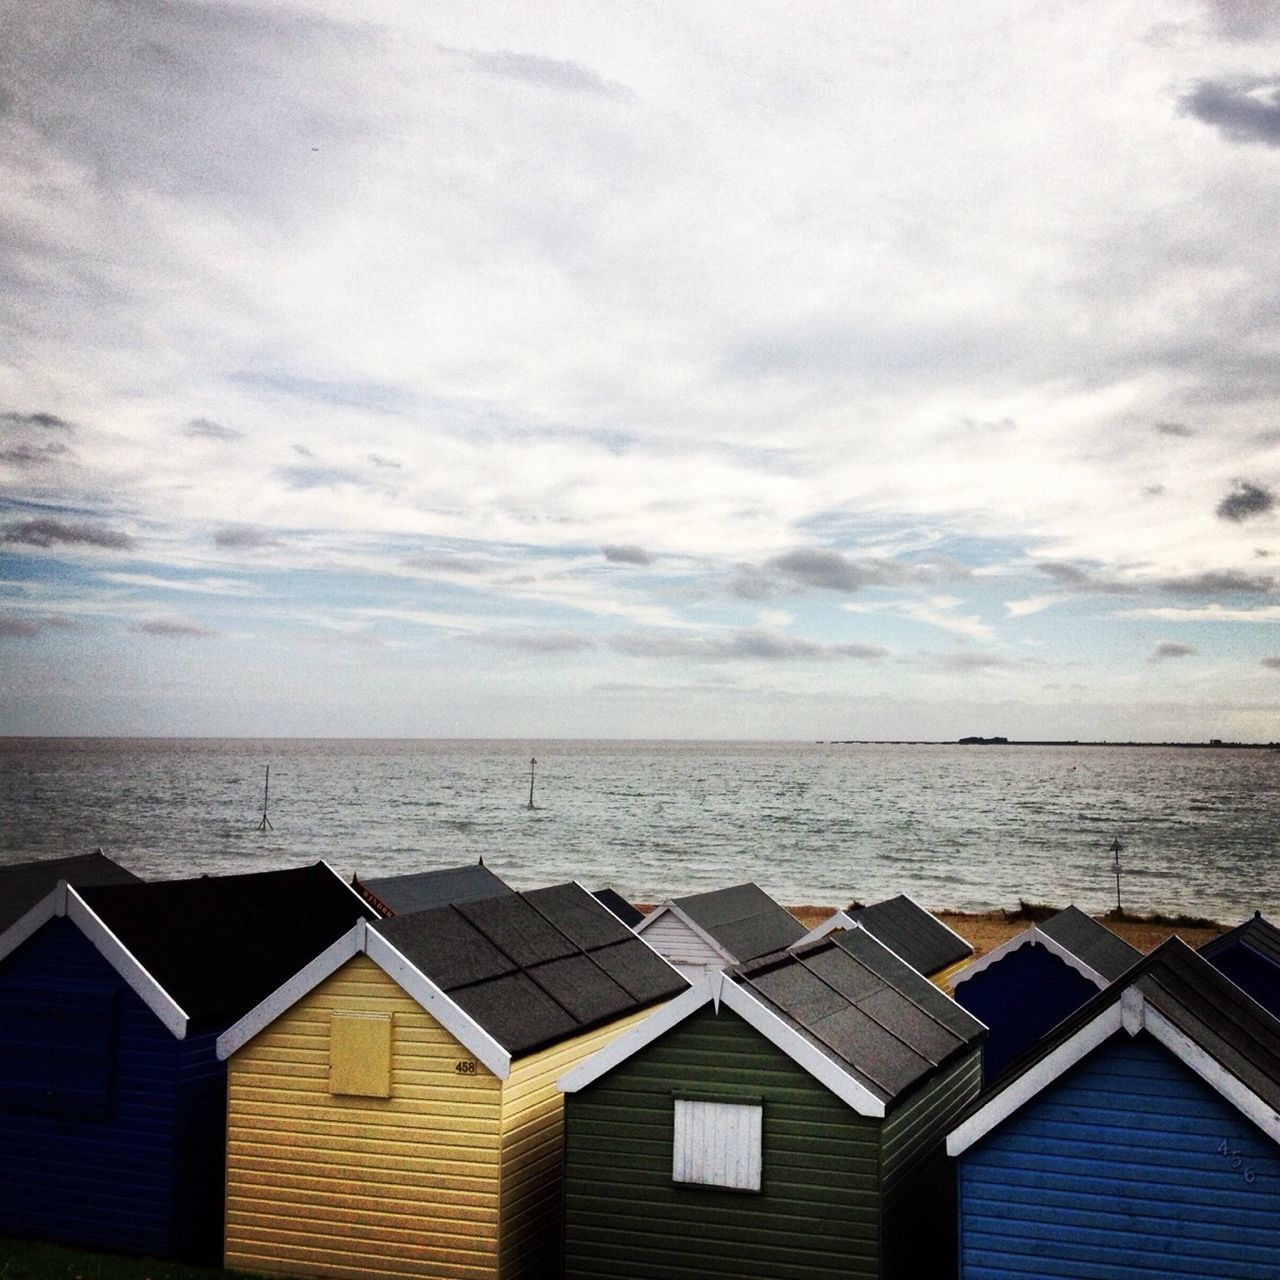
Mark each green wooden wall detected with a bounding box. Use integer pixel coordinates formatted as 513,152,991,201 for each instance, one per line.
563,1004,882,1280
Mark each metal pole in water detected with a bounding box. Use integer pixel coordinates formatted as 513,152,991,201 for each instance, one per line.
527,757,536,810
257,765,273,831
1109,837,1122,913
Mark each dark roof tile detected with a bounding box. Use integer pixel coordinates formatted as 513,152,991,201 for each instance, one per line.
847,895,972,976
672,882,806,963
0,851,140,934
354,863,512,916
1039,905,1141,980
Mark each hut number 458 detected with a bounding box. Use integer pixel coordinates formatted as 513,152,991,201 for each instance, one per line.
1218,1138,1256,1184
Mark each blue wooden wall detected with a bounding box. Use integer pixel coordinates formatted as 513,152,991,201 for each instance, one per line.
1206,944,1280,1020
954,941,1100,1081
957,1032,1280,1280
0,918,225,1260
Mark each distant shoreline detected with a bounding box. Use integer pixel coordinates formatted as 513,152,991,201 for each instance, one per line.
820,738,1280,749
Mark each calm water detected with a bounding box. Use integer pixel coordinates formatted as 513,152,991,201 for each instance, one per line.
0,738,1276,923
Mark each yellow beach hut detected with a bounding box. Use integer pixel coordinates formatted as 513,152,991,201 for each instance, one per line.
216,883,687,1280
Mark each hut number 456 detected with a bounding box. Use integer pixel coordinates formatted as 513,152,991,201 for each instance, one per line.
1218,1138,1256,1184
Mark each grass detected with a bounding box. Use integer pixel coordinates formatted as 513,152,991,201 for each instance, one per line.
1104,907,1221,929
0,1241,265,1280
1002,898,1061,922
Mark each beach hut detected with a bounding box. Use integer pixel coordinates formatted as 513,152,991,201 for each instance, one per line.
1200,911,1280,1020
949,904,1140,1081
558,927,986,1280
947,938,1280,1280
798,893,974,985
352,859,513,916
0,862,374,1260
635,881,807,980
218,882,688,1280
0,849,140,933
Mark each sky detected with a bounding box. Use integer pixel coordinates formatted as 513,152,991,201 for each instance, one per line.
1,0,1279,741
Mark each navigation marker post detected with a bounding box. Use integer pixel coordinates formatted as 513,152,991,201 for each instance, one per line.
527,757,536,810
257,765,273,832
1108,836,1123,913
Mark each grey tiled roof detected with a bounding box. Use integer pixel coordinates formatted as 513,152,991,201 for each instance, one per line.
592,887,644,928
0,851,141,934
734,930,985,1106
847,894,972,976
376,882,686,1057
354,862,512,916
1039,905,1141,980
672,882,806,963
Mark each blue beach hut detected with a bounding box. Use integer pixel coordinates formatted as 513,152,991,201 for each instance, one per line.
1200,911,1280,1020
948,904,1140,1081
0,862,374,1260
947,938,1280,1280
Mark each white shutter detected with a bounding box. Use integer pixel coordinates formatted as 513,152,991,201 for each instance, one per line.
672,1100,762,1191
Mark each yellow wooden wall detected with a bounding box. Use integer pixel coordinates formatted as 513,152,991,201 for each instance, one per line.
224,954,504,1280
496,1007,653,1280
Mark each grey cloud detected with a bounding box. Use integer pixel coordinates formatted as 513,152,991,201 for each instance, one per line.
1216,480,1276,521
367,454,402,470
1035,562,1129,594
1203,0,1280,41
470,630,597,654
446,47,634,101
770,549,928,593
185,417,241,441
1143,484,1166,498
1,442,70,466
213,526,280,550
1154,421,1194,437
1181,77,1280,147
277,465,363,491
130,618,217,638
1150,641,1198,662
610,627,887,663
1159,569,1275,594
0,616,41,637
602,544,653,566
1,410,73,432
1263,656,1280,669
404,552,488,576
928,651,1016,673
1,518,134,549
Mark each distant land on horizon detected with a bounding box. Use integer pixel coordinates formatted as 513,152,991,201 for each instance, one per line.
822,737,1280,749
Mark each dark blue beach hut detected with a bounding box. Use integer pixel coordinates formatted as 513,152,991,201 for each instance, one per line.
947,938,1280,1280
0,862,374,1260
949,904,1140,1080
1200,911,1280,1020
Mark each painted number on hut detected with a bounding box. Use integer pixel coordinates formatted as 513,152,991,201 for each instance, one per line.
454,1059,477,1075
1217,1138,1256,1184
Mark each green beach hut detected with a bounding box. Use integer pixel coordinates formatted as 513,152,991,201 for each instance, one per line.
558,928,986,1280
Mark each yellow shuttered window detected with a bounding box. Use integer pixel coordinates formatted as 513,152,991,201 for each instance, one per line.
329,1011,393,1097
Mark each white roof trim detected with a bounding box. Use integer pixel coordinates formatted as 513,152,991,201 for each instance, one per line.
216,922,364,1060
635,901,735,964
1141,1003,1280,1145
215,918,513,1079
794,911,855,948
66,886,190,1040
0,883,64,964
320,858,381,914
558,971,887,1117
947,1003,1123,1155
948,925,1107,991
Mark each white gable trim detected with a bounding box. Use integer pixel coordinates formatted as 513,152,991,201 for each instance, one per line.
636,902,736,965
65,886,190,1040
0,883,64,964
1140,1001,1280,1145
558,972,887,1117
215,918,513,1079
947,1004,1123,1155
794,910,855,948
948,926,1107,991
320,858,382,914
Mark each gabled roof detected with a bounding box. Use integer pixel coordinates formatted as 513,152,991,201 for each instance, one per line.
217,882,688,1077
352,862,513,916
0,850,140,933
640,882,806,964
1200,911,1280,969
949,905,1140,991
0,863,376,1039
560,931,985,1117
592,887,644,929
948,938,1280,1155
843,895,973,977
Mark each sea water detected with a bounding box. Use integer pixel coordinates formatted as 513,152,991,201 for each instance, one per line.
0,737,1276,922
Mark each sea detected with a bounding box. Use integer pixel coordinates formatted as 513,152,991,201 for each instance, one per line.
0,738,1276,924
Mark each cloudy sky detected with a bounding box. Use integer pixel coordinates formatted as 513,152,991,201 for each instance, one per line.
2,0,1279,740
